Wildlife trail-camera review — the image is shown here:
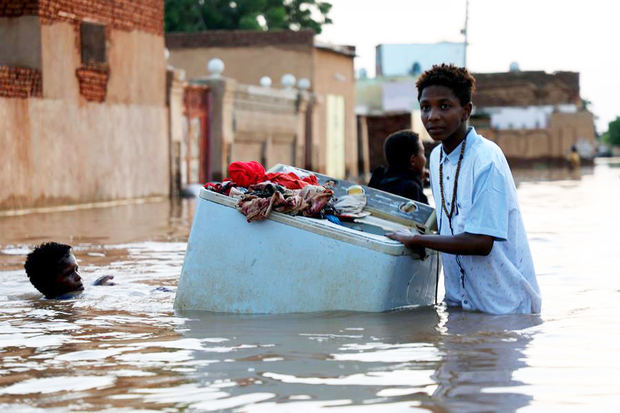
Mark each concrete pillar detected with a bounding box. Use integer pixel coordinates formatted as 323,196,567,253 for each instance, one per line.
357,115,371,179
166,68,186,197
295,90,310,168
200,77,237,181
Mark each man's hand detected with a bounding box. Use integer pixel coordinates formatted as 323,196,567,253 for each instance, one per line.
93,275,115,286
385,229,418,248
386,230,426,258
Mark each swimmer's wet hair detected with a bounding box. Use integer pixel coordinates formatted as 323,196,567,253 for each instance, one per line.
24,242,72,298
416,63,476,106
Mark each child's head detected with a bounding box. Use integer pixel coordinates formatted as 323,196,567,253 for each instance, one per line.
384,130,426,177
416,64,476,142
24,242,83,298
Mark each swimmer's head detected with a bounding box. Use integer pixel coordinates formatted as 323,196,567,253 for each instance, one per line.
25,242,83,298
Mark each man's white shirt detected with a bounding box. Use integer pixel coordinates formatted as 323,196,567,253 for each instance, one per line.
429,127,542,314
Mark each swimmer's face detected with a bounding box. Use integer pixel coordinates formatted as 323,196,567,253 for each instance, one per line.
52,252,83,297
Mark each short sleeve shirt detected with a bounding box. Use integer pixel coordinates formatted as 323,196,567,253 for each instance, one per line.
429,128,541,314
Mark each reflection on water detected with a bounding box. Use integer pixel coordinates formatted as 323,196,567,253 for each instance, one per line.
1,160,620,411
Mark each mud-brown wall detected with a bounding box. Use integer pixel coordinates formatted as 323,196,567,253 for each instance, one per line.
0,97,168,209
40,21,166,105
0,18,168,210
477,111,596,161
168,46,313,86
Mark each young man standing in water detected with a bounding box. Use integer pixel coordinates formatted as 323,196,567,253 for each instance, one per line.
387,64,541,314
25,242,113,299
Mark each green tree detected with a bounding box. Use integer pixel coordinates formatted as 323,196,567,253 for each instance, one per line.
164,0,333,34
602,117,620,147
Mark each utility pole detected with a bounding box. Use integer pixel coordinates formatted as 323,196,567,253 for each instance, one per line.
462,0,469,67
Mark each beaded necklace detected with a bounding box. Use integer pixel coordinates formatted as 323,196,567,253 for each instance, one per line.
439,137,467,220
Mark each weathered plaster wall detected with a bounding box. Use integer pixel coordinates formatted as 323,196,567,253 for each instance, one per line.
232,84,304,168
38,21,166,105
39,21,79,100
107,29,166,106
0,97,169,209
168,46,313,87
0,1,169,210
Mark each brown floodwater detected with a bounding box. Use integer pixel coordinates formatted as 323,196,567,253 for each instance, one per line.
1,160,619,412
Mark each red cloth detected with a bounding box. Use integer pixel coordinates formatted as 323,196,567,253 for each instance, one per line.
228,161,318,189
264,172,318,189
228,161,265,187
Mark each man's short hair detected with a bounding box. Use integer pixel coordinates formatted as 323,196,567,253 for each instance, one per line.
384,130,421,169
416,63,476,106
24,242,72,298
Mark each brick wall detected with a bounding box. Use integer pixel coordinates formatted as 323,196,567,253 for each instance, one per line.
0,0,163,34
0,66,42,98
76,65,109,102
0,0,39,16
166,29,314,50
473,71,580,107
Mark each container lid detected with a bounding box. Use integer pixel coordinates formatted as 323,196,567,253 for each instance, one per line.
267,164,437,232
199,188,419,256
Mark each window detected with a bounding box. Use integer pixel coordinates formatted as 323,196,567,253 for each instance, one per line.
80,22,106,65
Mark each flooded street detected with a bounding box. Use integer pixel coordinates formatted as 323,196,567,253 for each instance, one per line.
1,160,619,412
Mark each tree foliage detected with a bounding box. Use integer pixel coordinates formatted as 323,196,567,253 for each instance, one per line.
164,0,333,34
602,117,620,147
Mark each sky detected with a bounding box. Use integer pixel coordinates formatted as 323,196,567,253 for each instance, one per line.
317,0,620,133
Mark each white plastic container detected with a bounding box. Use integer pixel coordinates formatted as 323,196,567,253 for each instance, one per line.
174,187,440,314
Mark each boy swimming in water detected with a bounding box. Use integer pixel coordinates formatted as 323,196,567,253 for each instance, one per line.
387,64,541,314
24,242,113,299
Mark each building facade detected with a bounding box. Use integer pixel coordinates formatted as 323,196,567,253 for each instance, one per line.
0,0,169,210
165,30,358,179
472,71,596,161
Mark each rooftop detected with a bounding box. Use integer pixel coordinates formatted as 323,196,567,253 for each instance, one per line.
473,70,580,107
165,30,354,57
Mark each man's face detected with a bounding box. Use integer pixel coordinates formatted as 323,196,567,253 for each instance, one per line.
419,85,471,142
52,252,83,297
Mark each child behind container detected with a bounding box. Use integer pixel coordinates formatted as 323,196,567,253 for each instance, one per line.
368,130,428,204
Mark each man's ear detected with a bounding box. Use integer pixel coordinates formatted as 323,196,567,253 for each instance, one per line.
462,102,473,121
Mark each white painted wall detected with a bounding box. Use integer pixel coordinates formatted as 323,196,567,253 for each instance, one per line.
476,104,577,130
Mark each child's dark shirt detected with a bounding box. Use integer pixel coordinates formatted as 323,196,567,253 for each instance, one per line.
368,167,428,204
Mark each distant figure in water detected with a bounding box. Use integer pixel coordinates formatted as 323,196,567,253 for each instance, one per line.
568,145,581,170
368,130,429,204
24,242,113,299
